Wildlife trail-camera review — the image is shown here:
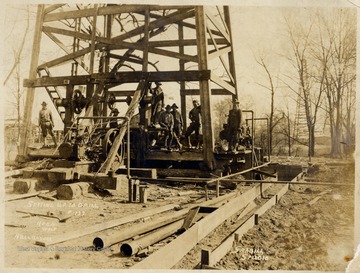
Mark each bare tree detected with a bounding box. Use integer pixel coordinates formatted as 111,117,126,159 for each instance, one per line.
283,15,324,158
255,56,282,155
312,9,356,157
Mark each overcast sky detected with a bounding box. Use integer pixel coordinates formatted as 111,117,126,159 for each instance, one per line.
1,0,358,129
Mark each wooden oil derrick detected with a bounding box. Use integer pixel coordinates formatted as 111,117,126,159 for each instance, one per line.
20,4,239,171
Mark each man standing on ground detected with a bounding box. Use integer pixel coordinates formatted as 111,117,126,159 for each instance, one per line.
38,101,57,148
185,100,201,149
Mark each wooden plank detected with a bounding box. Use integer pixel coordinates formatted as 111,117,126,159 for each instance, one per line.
149,47,197,62
205,10,230,42
38,47,92,69
131,183,271,269
44,4,65,14
251,169,277,178
44,5,193,22
35,204,177,246
99,80,147,173
4,169,25,178
43,31,89,73
208,46,231,61
204,200,258,266
207,24,234,83
210,72,236,94
148,38,228,47
203,183,290,267
5,190,49,202
111,9,195,43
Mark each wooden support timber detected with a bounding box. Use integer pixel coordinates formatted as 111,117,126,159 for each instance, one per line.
199,171,305,268
131,183,272,269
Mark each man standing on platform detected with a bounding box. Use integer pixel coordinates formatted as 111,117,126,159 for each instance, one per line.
171,103,183,150
38,101,57,148
185,100,201,149
159,105,174,151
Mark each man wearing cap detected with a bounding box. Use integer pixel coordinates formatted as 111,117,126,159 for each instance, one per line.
159,105,174,150
151,82,164,125
227,99,242,152
185,100,201,149
171,103,183,150
38,101,57,148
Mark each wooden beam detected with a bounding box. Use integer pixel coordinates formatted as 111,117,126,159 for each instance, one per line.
224,7,238,99
19,5,45,159
139,10,224,38
131,183,272,269
44,4,65,14
37,47,92,70
5,190,49,202
208,46,231,61
43,31,89,73
181,88,233,96
35,203,177,246
148,38,228,47
210,73,235,94
202,183,289,267
205,9,230,42
99,80,147,173
207,24,234,83
89,5,99,73
195,6,215,170
111,9,195,43
24,70,211,88
44,5,194,22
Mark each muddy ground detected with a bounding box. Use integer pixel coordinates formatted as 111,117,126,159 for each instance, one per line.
3,157,355,270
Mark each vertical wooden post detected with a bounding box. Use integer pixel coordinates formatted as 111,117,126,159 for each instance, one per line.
89,4,99,74
224,6,238,100
64,85,74,134
216,180,220,197
18,5,45,160
178,21,187,132
142,8,150,72
195,6,215,170
205,184,209,201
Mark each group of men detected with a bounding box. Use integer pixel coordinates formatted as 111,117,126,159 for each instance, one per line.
155,99,202,151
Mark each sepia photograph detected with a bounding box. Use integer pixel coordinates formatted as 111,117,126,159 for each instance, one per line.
1,0,359,271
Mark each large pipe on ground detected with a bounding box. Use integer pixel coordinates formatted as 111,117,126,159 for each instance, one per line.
120,219,184,256
92,190,240,250
93,212,186,250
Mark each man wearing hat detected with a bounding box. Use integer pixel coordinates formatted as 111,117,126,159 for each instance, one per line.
227,99,242,152
171,103,183,150
159,104,174,150
38,101,57,148
150,82,164,125
185,100,201,149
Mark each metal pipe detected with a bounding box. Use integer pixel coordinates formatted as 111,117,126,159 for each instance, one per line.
93,213,186,250
243,110,254,169
251,117,270,162
120,219,184,256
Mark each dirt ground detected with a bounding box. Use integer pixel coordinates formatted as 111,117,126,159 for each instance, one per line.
3,157,355,270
